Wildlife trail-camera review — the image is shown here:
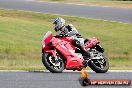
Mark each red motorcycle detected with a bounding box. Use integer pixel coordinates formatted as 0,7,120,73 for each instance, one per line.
42,31,109,73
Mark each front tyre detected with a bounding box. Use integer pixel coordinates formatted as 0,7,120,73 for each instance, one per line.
89,50,109,73
42,53,64,73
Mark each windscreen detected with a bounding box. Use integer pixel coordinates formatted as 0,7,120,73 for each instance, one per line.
42,31,53,45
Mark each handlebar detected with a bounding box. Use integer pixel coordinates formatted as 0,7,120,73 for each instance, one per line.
54,34,70,38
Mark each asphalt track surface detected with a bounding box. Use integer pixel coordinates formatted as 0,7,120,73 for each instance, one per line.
0,71,131,88
0,0,132,23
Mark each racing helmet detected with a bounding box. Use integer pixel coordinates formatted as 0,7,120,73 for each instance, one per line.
53,17,65,32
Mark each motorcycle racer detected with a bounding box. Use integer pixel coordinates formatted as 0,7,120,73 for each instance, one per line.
53,17,91,61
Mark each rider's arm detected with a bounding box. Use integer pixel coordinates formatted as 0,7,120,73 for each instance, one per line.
64,24,79,36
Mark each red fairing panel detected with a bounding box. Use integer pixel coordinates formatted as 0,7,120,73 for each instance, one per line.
85,38,99,49
66,56,84,70
52,39,84,69
44,34,53,45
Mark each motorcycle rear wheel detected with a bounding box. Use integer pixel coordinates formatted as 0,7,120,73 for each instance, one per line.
89,50,109,73
42,53,64,73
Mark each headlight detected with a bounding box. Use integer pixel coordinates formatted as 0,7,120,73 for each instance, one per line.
42,43,45,48
42,40,45,48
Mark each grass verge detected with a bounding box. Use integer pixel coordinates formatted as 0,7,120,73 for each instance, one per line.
0,9,132,70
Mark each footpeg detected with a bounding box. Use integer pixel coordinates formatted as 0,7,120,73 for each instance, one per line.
83,59,91,67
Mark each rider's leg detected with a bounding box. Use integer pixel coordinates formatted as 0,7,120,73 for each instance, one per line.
72,39,90,60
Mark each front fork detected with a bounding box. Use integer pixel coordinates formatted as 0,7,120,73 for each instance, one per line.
42,49,57,57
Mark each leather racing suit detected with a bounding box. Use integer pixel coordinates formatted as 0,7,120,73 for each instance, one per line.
59,24,90,59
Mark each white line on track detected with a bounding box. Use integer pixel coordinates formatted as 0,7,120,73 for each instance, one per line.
0,70,132,72
0,8,131,25
45,12,132,24
24,0,132,9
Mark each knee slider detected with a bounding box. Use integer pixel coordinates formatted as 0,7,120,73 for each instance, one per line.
72,39,80,46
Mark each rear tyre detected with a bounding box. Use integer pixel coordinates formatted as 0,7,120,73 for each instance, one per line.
42,53,64,73
89,50,109,73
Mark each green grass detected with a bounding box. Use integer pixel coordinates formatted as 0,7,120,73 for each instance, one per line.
0,9,132,70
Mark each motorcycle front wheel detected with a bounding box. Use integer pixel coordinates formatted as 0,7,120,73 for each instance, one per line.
42,53,64,73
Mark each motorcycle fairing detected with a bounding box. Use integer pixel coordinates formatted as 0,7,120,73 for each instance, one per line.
53,38,84,69
84,37,99,49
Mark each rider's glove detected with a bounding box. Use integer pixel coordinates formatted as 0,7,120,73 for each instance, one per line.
60,33,69,37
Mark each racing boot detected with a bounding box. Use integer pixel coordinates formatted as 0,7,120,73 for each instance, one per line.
76,43,91,67
75,43,91,60
72,39,91,66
